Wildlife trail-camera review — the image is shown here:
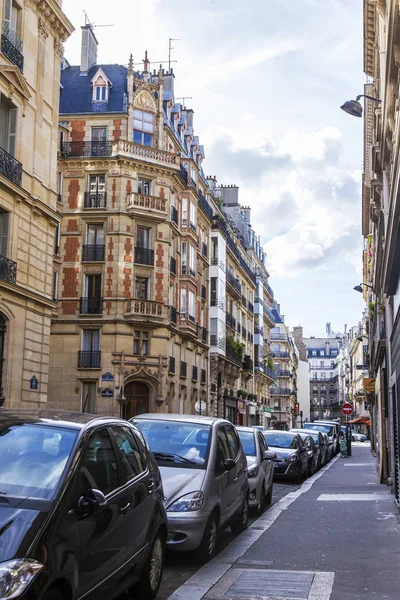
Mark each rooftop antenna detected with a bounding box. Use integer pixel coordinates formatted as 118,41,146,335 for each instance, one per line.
83,10,114,28
176,96,193,107
169,38,181,71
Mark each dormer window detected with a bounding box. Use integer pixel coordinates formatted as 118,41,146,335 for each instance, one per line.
133,109,154,147
91,68,111,103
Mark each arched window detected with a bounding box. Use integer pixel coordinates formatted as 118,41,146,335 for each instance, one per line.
0,315,7,405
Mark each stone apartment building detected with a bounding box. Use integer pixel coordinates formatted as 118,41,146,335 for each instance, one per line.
0,0,73,407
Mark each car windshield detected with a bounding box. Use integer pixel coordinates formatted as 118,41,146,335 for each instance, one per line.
134,420,211,468
238,431,256,456
304,424,334,436
264,432,297,449
0,424,77,499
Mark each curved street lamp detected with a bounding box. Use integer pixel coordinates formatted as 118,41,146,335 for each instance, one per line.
341,94,382,118
353,283,373,293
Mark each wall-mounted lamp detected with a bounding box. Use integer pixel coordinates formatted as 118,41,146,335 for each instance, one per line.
341,94,382,118
353,283,373,293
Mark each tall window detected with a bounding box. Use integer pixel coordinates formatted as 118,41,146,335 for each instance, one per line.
190,202,196,229
138,178,151,195
136,226,150,249
133,109,154,147
188,291,195,321
182,198,188,227
85,274,102,298
189,245,196,275
135,277,148,300
91,127,107,142
82,329,100,352
54,224,60,255
211,278,217,304
180,288,187,316
0,209,10,257
52,271,58,301
0,95,17,156
87,223,104,246
181,241,187,274
82,382,96,413
134,330,149,355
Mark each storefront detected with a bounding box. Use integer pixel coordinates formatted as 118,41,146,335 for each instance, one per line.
247,401,257,426
224,396,237,424
237,400,246,425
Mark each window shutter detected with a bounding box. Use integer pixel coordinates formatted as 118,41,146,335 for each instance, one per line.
3,0,12,26
8,108,17,156
0,212,10,257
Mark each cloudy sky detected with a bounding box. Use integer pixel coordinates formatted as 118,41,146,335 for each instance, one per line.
63,0,366,336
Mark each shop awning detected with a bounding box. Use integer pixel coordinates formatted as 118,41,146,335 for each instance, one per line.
349,416,370,426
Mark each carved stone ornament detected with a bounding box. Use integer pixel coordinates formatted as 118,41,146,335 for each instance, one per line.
134,90,157,112
38,18,49,40
135,268,152,278
54,39,64,59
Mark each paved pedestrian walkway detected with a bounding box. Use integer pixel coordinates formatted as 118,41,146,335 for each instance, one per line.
169,444,400,600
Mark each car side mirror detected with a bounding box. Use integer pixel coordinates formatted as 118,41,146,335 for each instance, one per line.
264,451,276,460
223,458,236,471
78,488,107,514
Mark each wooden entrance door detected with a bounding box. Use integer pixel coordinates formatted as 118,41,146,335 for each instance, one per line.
122,381,150,419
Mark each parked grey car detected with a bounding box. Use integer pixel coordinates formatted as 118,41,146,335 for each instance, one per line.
132,414,249,563
236,426,276,513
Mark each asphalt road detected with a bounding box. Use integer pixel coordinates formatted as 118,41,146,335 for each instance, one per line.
156,479,301,599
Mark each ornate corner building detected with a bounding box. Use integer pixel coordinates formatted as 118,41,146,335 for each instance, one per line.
0,0,73,407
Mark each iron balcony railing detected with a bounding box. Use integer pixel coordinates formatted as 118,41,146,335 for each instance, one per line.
270,387,293,396
60,141,113,158
0,147,22,186
169,356,176,374
210,334,218,346
241,326,247,339
226,313,236,329
171,205,178,225
78,350,101,368
212,217,256,284
81,245,105,262
248,301,254,313
273,351,290,358
2,23,23,72
226,269,241,294
198,190,214,221
202,242,208,258
247,332,253,343
79,297,103,315
179,164,188,185
84,192,107,209
201,369,206,384
180,361,187,378
270,333,288,341
278,370,291,377
201,285,207,301
225,346,242,367
0,255,17,284
170,306,177,324
134,247,154,266
192,366,198,381
255,327,264,336
170,256,176,275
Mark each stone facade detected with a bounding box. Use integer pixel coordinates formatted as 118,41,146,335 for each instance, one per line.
0,0,73,407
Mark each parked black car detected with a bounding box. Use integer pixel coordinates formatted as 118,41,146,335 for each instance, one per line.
290,430,318,476
0,409,167,600
263,431,308,482
292,428,329,468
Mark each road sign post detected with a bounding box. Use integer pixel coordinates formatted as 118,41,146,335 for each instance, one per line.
342,403,354,457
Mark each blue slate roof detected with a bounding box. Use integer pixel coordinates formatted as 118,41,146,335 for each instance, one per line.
271,307,283,323
60,64,128,115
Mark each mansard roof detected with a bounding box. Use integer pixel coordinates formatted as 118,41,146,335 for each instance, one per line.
60,64,128,115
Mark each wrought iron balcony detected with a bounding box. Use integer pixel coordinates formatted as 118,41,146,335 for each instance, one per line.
179,164,188,184
2,23,23,72
0,147,22,186
169,356,176,374
82,245,105,262
226,269,241,295
247,332,253,343
180,361,187,378
226,313,236,329
255,326,264,336
78,350,101,369
0,255,17,284
134,247,154,266
201,369,206,384
171,205,178,225
170,256,176,275
273,351,290,358
270,387,292,396
270,333,288,341
198,190,214,221
127,193,167,220
225,346,243,367
248,301,254,313
80,297,103,315
192,366,198,381
60,141,113,158
84,192,107,209
278,370,291,378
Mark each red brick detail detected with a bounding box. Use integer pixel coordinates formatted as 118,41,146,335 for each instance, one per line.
156,243,164,268
108,237,114,261
124,238,132,263
126,180,132,195
67,219,79,232
123,267,131,298
61,301,78,315
158,232,163,239
65,237,80,262
106,301,112,315
107,266,113,296
62,267,79,297
112,178,116,208
127,225,131,233
113,119,121,141
155,272,163,302
70,120,85,143
160,187,165,198
68,180,79,209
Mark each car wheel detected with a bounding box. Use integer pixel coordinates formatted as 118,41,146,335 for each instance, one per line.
131,529,165,599
231,495,249,534
42,589,63,600
294,465,302,484
196,511,218,564
265,481,273,505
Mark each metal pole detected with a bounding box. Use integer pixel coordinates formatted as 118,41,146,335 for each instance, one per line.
346,414,352,456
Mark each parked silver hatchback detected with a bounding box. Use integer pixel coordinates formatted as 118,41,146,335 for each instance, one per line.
132,414,249,563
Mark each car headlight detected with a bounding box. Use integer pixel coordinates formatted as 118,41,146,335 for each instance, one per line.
167,491,204,512
0,559,43,598
247,464,258,478
287,454,298,462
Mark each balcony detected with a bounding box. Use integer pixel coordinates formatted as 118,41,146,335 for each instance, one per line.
124,300,166,324
241,326,247,340
202,242,208,258
2,23,23,72
113,139,180,167
198,190,214,221
0,147,22,186
180,361,187,378
60,141,113,158
170,256,176,275
127,193,167,221
169,356,175,374
226,313,236,330
78,351,101,369
84,192,107,209
278,370,291,378
210,334,218,346
81,245,105,262
201,369,206,384
201,327,208,343
171,205,178,225
226,269,241,297
134,247,154,266
270,333,287,341
192,366,198,382
248,301,254,313
79,297,102,315
201,285,206,301
247,332,253,343
170,306,177,324
178,164,188,184
225,346,243,367
0,255,17,284
255,326,264,336
210,257,225,271
270,387,292,396
274,351,290,358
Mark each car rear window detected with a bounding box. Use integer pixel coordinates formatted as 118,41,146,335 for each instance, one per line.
0,424,77,499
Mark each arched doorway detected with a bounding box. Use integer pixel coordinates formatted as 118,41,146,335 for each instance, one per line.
122,381,150,419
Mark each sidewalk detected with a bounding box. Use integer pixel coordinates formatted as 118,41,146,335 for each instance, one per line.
168,444,400,600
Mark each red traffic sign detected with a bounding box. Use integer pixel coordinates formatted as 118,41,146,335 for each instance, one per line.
342,402,354,416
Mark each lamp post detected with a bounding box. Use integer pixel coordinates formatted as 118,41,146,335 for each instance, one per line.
340,94,382,118
353,283,373,293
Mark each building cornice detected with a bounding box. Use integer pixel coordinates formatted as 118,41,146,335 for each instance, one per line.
0,279,56,309
363,0,376,77
30,0,74,43
1,175,60,226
